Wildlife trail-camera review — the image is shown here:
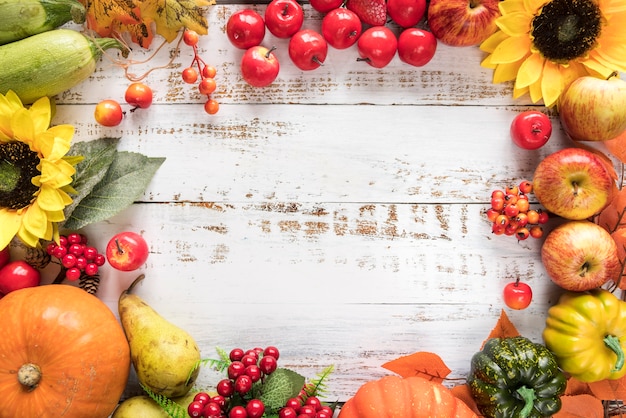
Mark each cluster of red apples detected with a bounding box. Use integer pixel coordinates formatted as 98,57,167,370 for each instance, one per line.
226,0,501,87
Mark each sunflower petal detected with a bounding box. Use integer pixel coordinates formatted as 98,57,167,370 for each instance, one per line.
38,159,74,188
491,36,531,64
541,61,565,107
36,184,70,211
515,53,545,88
524,0,549,14
10,108,35,145
480,30,510,53
496,12,531,37
0,209,21,249
529,79,543,103
28,96,51,133
20,201,49,242
494,61,523,83
499,0,526,15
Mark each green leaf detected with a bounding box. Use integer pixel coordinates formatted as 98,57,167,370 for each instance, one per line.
63,151,165,230
62,138,120,226
259,368,305,412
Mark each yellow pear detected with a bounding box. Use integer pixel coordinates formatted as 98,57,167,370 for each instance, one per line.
112,392,198,418
119,275,201,398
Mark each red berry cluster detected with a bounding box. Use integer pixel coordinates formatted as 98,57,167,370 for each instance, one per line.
46,233,106,281
181,29,220,115
486,180,549,240
278,388,334,418
187,346,280,418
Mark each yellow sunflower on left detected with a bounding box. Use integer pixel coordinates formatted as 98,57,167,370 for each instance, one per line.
0,91,81,249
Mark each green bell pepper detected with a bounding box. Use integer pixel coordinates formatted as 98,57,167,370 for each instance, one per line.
467,336,567,418
543,288,626,382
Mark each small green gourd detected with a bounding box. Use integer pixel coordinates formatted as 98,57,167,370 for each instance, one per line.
0,28,127,104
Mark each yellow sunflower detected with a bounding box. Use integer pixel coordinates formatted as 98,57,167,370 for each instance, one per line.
0,91,80,249
480,0,626,107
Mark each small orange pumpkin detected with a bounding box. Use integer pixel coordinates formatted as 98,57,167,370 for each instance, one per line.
0,284,131,417
338,375,478,418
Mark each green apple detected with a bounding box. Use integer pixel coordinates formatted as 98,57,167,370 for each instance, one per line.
533,147,614,220
559,74,626,142
541,220,619,291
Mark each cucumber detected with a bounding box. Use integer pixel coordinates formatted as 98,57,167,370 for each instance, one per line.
0,0,86,45
0,29,128,104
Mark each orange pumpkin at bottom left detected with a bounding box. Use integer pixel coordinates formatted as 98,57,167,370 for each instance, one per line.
0,284,131,418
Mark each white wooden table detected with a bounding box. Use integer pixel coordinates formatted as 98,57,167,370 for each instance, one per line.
49,3,576,404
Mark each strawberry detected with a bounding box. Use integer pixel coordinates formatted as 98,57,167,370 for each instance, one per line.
346,0,387,26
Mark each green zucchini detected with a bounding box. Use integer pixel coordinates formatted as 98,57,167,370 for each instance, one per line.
0,28,128,104
0,0,86,45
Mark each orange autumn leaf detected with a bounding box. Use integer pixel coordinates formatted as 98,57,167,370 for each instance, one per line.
481,310,520,348
563,377,593,396
588,374,626,400
139,0,211,44
604,128,626,163
450,384,483,416
553,394,604,417
381,351,451,383
81,0,141,37
610,228,626,289
596,187,626,233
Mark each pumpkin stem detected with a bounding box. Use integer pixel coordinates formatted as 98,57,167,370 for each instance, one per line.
125,274,146,294
516,386,536,418
604,335,624,372
17,363,41,390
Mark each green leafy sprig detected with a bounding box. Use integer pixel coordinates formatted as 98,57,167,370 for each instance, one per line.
141,384,187,418
61,137,165,230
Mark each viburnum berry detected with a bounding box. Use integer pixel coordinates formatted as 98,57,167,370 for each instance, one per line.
235,374,253,394
245,364,262,382
202,402,223,417
229,405,248,418
304,396,322,410
194,392,211,404
259,354,278,375
228,361,246,379
188,401,204,417
217,378,235,397
230,348,245,361
246,399,265,418
264,346,280,359
279,407,298,418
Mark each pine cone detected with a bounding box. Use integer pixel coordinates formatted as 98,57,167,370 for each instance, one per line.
23,246,51,269
79,274,100,295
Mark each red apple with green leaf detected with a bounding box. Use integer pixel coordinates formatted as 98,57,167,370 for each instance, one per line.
106,231,149,271
541,220,619,291
427,0,500,46
533,147,615,220
558,73,626,142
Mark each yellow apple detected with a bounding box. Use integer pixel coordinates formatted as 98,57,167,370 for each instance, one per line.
541,220,619,291
559,74,626,142
533,147,614,220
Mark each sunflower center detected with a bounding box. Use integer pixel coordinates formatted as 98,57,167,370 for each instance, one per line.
0,141,40,210
531,0,602,63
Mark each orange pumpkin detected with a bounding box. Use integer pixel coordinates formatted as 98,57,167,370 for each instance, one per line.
338,375,478,418
0,284,131,417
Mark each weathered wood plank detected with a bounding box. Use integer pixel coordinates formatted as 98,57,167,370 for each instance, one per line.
53,103,568,204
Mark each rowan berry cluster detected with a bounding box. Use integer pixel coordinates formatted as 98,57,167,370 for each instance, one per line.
187,346,279,418
181,29,220,115
486,180,549,240
46,233,106,281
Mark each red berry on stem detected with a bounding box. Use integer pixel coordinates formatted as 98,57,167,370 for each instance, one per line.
235,374,253,394
259,354,278,375
217,378,235,397
229,406,248,418
263,346,280,360
230,348,245,361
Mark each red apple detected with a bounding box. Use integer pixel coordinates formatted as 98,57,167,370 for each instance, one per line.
309,0,343,13
387,0,426,28
226,9,266,50
559,74,626,142
106,231,149,271
0,260,41,295
397,28,437,67
533,147,615,220
288,29,328,71
357,26,398,69
321,8,362,50
0,246,10,269
426,0,500,47
241,45,280,87
264,0,304,39
541,220,620,291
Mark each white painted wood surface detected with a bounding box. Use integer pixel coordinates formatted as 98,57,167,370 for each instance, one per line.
45,3,583,405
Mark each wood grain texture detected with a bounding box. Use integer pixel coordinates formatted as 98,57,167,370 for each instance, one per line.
43,2,588,406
